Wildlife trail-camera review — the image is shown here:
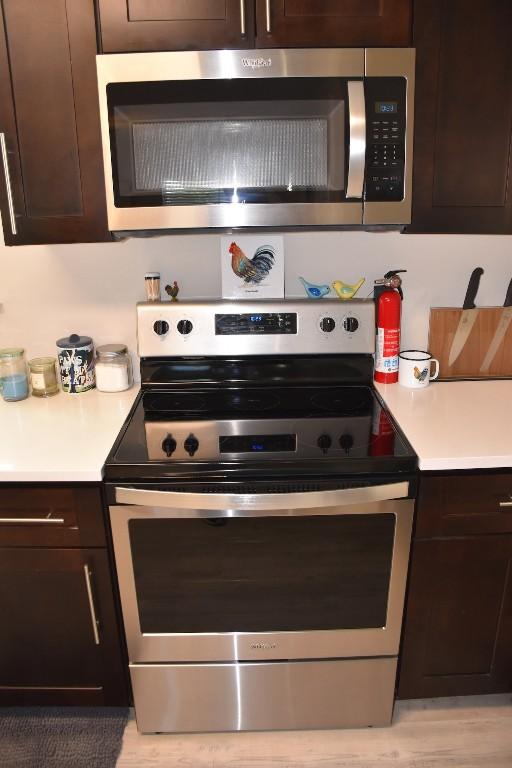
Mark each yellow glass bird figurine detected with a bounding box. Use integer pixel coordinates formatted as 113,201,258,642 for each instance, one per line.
332,277,365,300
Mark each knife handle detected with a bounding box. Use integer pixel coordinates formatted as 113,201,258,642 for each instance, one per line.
504,278,512,308
463,267,484,310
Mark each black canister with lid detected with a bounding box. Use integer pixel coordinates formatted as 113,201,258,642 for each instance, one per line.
56,333,95,393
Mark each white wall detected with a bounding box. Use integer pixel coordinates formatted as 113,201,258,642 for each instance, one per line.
0,229,511,378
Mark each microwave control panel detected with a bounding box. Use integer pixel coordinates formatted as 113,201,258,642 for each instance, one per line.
364,77,407,203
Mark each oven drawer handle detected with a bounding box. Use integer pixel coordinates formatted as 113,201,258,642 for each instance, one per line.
115,482,409,513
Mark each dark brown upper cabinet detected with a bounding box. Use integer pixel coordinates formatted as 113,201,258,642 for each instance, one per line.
407,0,512,233
98,0,256,52
0,0,110,245
97,1,411,53
255,0,411,48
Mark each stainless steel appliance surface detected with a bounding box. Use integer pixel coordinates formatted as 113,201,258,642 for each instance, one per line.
105,300,417,733
97,48,414,233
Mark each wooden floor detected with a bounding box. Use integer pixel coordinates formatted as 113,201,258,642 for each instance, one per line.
117,694,512,767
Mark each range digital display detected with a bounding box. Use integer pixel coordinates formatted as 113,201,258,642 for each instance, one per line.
375,101,398,114
219,434,297,453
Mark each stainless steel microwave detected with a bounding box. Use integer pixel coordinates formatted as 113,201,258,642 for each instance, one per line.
96,48,414,233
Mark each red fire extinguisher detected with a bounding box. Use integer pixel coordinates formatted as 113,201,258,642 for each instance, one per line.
374,270,406,384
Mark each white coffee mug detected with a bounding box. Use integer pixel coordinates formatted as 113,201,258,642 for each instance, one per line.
399,350,439,389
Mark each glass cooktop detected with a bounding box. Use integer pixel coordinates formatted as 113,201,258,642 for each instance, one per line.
105,385,417,481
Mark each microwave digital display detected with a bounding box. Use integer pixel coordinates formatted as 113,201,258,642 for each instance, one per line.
375,101,398,114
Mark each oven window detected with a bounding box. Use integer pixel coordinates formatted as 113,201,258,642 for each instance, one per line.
107,78,348,207
129,513,395,633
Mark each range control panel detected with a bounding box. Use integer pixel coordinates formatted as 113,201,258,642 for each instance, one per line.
364,77,407,203
137,299,375,357
145,416,372,462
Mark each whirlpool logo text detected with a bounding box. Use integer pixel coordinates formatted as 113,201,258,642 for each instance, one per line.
241,58,272,69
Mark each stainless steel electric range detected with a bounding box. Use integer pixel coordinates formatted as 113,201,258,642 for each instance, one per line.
104,299,417,734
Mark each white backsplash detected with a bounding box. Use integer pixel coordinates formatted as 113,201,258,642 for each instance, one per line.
0,230,511,380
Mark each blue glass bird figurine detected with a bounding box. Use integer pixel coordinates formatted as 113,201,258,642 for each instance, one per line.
299,276,331,299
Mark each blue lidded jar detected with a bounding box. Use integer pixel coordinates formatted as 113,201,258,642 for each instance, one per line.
0,348,29,402
56,334,96,394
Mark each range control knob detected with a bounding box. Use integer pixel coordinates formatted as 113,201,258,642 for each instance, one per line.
343,316,359,333
317,434,332,454
162,435,177,458
320,317,336,333
153,320,169,336
339,433,354,454
184,434,199,457
177,319,193,335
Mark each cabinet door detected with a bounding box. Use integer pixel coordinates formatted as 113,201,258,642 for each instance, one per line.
407,0,512,233
255,0,411,47
0,0,110,245
98,0,255,52
0,548,128,705
398,536,512,698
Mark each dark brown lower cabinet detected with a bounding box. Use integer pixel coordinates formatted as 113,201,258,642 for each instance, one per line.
398,471,512,699
0,485,129,705
0,548,127,705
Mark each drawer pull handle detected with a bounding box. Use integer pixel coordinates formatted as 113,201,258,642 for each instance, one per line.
499,500,512,508
0,132,17,236
265,0,271,32
83,565,100,645
0,517,65,525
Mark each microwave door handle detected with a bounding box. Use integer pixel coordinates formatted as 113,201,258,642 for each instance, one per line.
346,81,366,199
114,482,409,516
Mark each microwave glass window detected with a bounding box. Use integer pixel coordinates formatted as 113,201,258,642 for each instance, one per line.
107,78,347,207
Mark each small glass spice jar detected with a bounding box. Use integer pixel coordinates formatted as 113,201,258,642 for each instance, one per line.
28,357,59,397
95,344,133,392
0,348,29,402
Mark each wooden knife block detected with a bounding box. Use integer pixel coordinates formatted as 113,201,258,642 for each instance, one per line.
428,307,512,379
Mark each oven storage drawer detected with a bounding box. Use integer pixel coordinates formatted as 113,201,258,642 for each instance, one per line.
130,657,397,733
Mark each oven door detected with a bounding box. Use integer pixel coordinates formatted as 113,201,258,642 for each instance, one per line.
96,48,366,231
110,482,413,663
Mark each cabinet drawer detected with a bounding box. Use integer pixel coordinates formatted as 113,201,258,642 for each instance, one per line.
416,472,512,537
0,486,106,547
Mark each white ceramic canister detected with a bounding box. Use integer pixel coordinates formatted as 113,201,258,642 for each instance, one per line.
95,344,133,392
56,334,96,393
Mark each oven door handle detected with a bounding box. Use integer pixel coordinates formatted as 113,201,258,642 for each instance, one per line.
114,482,409,515
346,81,366,199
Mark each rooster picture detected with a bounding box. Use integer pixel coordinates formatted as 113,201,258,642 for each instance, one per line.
229,241,275,284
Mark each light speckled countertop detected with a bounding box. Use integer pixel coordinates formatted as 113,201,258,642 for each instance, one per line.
376,380,512,471
0,387,139,482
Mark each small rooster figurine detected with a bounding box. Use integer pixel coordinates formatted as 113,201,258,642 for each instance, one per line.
229,242,275,284
165,281,180,301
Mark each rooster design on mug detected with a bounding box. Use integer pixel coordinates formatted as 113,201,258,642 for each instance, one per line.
414,365,429,382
